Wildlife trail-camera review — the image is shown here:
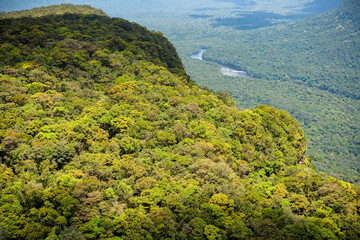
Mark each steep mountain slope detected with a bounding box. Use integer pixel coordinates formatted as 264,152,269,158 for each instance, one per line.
179,0,360,184
0,5,359,240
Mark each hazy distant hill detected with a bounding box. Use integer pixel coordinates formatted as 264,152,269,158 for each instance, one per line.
0,4,108,19
336,0,360,21
206,0,359,100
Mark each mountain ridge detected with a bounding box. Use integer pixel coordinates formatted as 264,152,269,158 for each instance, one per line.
0,4,108,19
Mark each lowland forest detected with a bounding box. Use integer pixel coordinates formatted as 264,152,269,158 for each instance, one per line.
167,0,360,184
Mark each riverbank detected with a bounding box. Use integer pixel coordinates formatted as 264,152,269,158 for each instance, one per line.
190,48,252,77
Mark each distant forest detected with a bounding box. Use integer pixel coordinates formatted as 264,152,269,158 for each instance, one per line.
168,0,360,184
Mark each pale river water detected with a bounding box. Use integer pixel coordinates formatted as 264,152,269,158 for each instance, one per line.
190,49,252,77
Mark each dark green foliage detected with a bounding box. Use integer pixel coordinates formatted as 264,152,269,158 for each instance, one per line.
0,4,359,240
0,12,188,79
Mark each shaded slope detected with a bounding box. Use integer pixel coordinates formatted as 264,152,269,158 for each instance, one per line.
0,14,188,79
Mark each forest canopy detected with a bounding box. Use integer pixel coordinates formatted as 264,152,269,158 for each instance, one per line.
175,0,360,184
0,4,359,240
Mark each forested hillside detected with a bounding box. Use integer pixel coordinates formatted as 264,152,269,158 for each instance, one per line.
177,0,360,184
205,0,359,99
0,5,359,240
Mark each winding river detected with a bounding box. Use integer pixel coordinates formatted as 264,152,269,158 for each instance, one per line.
190,49,252,78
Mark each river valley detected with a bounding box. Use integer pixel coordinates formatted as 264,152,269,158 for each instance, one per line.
190,49,252,77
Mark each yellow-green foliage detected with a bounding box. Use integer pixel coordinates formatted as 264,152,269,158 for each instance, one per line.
0,5,359,240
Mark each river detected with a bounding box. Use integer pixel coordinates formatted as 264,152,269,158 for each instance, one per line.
190,49,252,77
190,48,207,60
